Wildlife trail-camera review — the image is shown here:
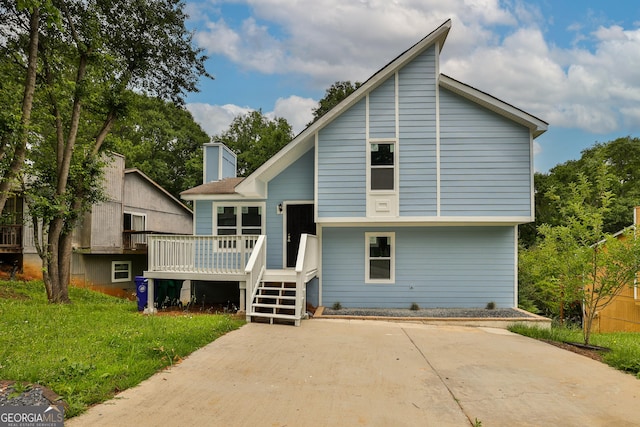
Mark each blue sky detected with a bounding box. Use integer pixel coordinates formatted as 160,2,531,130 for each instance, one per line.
183,1,640,172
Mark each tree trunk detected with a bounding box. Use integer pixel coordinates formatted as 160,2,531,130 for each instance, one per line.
0,7,39,213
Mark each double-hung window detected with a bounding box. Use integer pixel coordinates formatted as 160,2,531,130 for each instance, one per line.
216,205,264,249
370,142,395,191
365,232,395,283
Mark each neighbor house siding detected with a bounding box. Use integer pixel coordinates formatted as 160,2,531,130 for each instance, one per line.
398,46,437,216
194,200,213,235
266,148,314,268
317,99,366,218
321,226,515,308
439,88,531,216
123,173,192,235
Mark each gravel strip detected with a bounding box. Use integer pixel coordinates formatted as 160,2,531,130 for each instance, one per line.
0,383,51,406
321,307,536,318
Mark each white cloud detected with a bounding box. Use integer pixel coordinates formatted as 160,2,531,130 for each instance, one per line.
266,96,317,135
187,96,317,138
186,103,252,137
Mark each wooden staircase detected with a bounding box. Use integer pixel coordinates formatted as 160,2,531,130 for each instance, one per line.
248,270,301,326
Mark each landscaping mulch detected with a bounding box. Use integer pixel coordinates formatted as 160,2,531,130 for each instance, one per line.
321,307,537,318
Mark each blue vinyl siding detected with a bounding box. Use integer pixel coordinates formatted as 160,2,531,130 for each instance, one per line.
204,145,219,183
369,77,396,139
194,200,212,235
322,226,515,308
440,88,532,216
266,148,315,268
222,146,237,179
398,47,437,216
317,100,366,218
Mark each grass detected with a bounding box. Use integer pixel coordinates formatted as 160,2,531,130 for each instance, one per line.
509,324,640,378
0,280,244,417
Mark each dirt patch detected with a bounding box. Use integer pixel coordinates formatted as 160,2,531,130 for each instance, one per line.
0,286,29,300
541,339,605,362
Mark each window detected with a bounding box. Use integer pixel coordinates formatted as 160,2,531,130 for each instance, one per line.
370,143,394,190
216,207,238,235
112,261,132,283
216,204,263,249
124,212,147,246
365,233,395,283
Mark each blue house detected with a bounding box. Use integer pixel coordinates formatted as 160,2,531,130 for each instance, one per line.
143,20,547,325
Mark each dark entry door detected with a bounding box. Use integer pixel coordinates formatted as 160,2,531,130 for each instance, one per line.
286,204,316,268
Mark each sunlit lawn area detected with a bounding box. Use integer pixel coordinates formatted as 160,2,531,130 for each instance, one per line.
0,280,244,417
509,324,640,378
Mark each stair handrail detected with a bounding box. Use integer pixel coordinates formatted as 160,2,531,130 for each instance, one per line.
294,234,319,320
244,235,267,314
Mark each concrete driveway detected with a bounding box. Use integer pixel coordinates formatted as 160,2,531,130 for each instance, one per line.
68,319,640,427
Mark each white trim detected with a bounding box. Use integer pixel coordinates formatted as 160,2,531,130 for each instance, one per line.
182,193,263,201
530,133,535,218
212,201,266,236
365,232,395,284
395,71,400,198
317,216,533,226
317,224,323,307
202,144,208,183
514,225,518,308
435,47,441,216
281,200,315,269
314,132,319,221
112,260,132,283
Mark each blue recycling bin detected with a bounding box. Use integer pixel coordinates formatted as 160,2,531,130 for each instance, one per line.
135,276,148,311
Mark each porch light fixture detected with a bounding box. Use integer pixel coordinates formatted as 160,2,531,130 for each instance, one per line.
277,203,283,214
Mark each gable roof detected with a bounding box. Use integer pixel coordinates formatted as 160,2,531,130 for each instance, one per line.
234,19,546,198
124,168,192,215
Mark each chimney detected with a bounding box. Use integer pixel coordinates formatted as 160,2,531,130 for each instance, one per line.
203,142,237,183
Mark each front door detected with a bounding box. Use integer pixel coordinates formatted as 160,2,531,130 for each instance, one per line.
286,204,316,268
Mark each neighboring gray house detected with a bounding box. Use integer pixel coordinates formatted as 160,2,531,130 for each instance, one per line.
8,153,193,296
143,20,548,325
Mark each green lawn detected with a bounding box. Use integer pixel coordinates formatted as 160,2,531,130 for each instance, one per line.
509,324,640,378
0,280,244,417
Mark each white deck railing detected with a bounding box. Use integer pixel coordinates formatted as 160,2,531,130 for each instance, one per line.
294,234,319,320
245,235,267,311
147,235,260,274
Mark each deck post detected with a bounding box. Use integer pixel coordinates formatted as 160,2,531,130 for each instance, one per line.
145,278,157,314
239,286,246,312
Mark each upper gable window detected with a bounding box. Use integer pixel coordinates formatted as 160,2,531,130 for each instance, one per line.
370,143,395,190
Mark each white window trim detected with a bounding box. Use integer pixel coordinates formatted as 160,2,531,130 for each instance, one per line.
365,232,395,284
112,261,132,283
366,139,398,195
124,211,147,231
212,202,266,236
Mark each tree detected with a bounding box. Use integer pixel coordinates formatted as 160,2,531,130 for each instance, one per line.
523,136,640,248
12,0,209,303
519,164,640,344
308,81,362,125
106,93,209,199
216,110,293,176
0,1,59,215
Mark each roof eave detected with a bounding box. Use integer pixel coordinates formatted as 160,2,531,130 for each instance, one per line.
439,74,548,138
